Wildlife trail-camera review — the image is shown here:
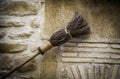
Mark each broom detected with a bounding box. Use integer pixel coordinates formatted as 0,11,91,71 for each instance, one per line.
2,13,90,79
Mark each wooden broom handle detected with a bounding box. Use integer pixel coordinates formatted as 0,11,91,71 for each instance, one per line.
38,41,53,55
2,41,53,79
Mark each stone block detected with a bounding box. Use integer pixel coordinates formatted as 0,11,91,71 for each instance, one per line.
111,44,120,49
61,53,77,57
61,47,120,53
77,43,108,48
31,18,41,28
61,58,120,64
0,31,6,39
8,30,34,40
0,41,27,53
0,18,25,27
78,52,120,59
0,1,38,16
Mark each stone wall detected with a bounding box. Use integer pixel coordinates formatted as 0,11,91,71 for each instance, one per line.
0,0,45,79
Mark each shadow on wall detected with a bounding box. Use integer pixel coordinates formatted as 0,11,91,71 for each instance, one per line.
80,0,120,6
80,0,120,38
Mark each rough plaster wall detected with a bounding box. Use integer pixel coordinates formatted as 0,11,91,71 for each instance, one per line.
0,0,45,79
44,0,120,79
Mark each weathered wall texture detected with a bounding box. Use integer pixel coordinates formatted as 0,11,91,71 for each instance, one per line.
44,0,120,79
0,0,45,79
0,0,120,79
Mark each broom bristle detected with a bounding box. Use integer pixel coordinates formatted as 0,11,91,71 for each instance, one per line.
50,13,90,46
67,13,90,37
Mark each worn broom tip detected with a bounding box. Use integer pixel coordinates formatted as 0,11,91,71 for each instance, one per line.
50,13,90,46
67,13,90,37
